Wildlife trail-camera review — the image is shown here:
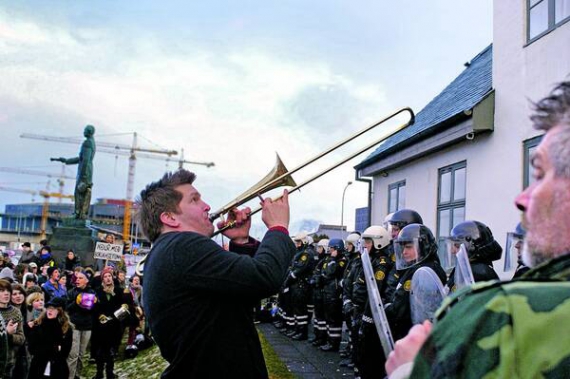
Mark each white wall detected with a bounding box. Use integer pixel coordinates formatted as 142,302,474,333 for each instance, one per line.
369,1,570,279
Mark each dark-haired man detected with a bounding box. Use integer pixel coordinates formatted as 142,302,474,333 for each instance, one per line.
138,169,295,378
386,81,570,378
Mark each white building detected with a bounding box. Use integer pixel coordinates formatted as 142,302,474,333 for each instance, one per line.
355,0,570,278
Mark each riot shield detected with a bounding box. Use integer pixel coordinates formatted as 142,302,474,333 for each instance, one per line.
504,232,523,271
410,266,446,324
361,249,394,356
454,244,475,291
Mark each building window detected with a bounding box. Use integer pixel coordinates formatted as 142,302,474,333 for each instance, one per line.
388,180,406,214
437,162,466,240
523,135,543,188
528,0,570,42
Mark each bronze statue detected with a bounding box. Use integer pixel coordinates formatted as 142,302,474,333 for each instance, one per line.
51,125,96,219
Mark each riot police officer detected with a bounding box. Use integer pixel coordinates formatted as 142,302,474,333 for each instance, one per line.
339,232,361,366
507,223,530,278
353,226,392,379
388,224,447,340
384,209,424,302
320,238,347,352
309,238,329,346
444,220,501,293
286,232,315,340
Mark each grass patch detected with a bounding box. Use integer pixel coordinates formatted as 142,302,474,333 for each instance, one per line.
82,330,293,378
82,343,167,379
259,330,296,379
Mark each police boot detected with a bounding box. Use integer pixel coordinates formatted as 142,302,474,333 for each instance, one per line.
292,332,308,341
340,343,352,358
320,341,340,352
312,334,326,346
285,329,297,338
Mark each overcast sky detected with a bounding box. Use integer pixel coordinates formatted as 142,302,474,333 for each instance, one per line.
0,1,493,239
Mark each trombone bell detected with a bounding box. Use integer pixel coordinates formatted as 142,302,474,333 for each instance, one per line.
209,153,296,222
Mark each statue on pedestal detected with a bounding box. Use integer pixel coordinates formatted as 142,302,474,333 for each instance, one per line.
51,125,96,219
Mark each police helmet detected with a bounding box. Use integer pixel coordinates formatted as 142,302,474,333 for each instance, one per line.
293,231,308,244
345,232,361,251
389,209,424,227
394,224,437,270
361,225,391,250
328,238,345,253
316,239,329,254
450,220,502,261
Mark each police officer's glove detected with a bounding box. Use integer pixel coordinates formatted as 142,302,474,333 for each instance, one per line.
315,276,322,288
343,301,355,316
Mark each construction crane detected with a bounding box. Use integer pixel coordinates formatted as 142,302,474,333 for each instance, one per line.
21,131,215,241
0,186,74,239
0,166,75,201
38,191,74,240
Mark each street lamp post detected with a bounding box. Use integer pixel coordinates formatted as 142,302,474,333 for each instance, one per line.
341,181,353,234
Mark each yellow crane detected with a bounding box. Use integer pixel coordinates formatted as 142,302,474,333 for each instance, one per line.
0,186,73,239
38,191,74,240
0,166,75,201
21,132,215,242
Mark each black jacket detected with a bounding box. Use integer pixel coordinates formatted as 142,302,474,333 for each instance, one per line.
66,285,97,331
385,259,447,341
144,230,295,378
28,318,72,379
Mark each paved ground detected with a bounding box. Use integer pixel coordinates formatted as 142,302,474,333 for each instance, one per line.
258,323,355,378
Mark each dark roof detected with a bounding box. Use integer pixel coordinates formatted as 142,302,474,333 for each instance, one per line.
356,44,493,169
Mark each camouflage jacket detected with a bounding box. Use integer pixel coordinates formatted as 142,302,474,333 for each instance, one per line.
411,253,570,378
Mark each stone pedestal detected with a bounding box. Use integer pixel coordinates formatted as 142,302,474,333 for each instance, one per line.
48,218,98,268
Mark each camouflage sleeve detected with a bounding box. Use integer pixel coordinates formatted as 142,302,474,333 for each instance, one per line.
411,281,570,378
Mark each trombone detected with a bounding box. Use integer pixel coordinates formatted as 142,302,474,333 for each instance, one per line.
210,107,415,236
135,107,414,276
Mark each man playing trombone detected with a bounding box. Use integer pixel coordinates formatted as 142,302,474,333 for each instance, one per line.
136,169,296,378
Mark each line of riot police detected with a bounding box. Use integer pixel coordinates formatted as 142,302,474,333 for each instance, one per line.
272,208,515,379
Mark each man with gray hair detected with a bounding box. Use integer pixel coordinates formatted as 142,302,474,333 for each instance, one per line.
385,81,570,378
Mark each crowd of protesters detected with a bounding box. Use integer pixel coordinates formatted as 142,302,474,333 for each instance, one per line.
0,238,149,379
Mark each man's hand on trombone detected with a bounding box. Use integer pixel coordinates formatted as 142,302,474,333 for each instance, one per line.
261,189,290,231
217,207,252,243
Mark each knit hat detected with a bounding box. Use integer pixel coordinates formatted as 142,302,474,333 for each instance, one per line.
47,266,58,278
0,267,14,282
101,266,114,278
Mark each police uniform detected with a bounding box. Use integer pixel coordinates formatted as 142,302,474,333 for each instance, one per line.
287,245,315,339
354,247,392,379
309,250,328,346
320,254,347,351
339,248,361,363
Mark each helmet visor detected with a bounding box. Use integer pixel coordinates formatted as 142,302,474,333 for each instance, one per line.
394,237,422,270
438,238,460,274
388,223,402,239
504,232,524,271
359,238,373,255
